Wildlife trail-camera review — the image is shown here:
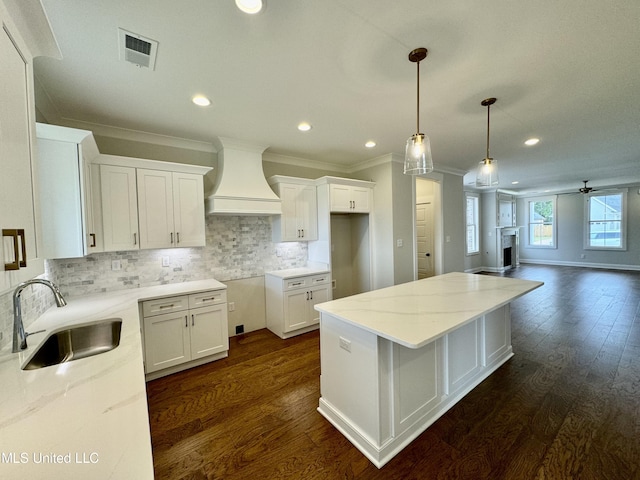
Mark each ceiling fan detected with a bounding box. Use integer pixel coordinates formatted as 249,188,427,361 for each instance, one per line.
578,180,595,194
557,180,599,196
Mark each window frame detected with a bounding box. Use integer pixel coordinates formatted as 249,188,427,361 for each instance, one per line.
465,192,480,256
525,195,557,249
584,188,627,251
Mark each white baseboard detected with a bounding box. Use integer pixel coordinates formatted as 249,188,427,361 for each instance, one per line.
519,259,640,271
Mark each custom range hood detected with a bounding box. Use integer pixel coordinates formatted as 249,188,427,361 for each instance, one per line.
206,137,281,215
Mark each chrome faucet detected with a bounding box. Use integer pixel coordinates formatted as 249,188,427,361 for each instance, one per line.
12,279,67,353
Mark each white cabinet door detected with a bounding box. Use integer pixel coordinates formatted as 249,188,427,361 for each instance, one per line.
190,304,229,360
172,172,205,247
36,138,85,258
298,185,318,240
100,165,139,251
284,289,310,332
329,184,352,212
350,186,370,213
143,311,191,373
137,169,174,249
308,284,330,324
0,27,42,292
85,162,104,253
279,183,301,241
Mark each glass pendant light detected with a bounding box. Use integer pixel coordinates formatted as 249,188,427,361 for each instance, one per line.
476,97,499,187
404,48,434,175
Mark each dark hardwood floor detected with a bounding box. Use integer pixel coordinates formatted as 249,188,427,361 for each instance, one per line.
146,265,640,479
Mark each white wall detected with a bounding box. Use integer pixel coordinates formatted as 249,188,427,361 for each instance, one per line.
355,155,466,286
517,185,640,270
440,172,466,273
353,158,395,289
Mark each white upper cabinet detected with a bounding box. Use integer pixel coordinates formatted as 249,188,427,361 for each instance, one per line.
35,123,103,258
268,176,318,242
97,155,211,252
137,169,205,249
328,182,371,213
0,2,59,292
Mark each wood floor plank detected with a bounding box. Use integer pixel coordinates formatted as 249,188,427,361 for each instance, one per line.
146,265,640,479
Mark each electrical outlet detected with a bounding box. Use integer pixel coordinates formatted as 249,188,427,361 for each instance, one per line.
111,260,121,271
580,254,586,259
396,239,403,247
228,302,235,312
339,336,351,353
162,256,170,267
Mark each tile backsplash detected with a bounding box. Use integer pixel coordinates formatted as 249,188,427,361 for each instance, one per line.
0,215,307,350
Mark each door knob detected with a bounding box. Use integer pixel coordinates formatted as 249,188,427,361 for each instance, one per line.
425,253,431,257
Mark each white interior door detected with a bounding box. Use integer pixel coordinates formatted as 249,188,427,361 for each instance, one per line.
416,202,435,279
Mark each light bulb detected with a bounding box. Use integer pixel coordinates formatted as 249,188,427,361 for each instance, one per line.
404,133,433,175
235,0,263,14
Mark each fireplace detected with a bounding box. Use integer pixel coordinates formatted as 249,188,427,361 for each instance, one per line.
503,247,512,268
496,227,520,272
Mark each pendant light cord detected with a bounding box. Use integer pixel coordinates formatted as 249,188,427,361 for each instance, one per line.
416,60,420,135
486,102,491,159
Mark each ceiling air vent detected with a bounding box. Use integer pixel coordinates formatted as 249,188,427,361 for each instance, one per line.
118,28,158,70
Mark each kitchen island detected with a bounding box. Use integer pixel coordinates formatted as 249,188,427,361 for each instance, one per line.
0,279,225,480
314,272,542,468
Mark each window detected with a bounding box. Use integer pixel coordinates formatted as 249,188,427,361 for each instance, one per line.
526,196,556,248
465,193,479,255
585,189,626,250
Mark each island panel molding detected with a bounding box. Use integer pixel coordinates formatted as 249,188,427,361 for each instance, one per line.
314,272,542,467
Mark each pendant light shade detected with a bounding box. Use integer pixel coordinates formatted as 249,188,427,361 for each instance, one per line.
476,97,499,187
405,133,433,175
404,48,433,175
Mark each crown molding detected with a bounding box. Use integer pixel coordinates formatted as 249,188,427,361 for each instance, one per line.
262,152,350,173
56,118,217,153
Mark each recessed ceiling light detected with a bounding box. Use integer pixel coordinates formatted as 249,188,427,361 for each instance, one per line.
524,138,540,146
192,95,211,107
511,181,519,185
235,0,263,14
297,122,312,132
365,141,376,148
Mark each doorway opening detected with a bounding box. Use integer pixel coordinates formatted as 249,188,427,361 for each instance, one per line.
414,176,443,280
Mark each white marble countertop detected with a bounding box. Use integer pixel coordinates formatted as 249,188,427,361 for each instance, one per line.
265,266,330,279
0,279,226,480
314,272,542,349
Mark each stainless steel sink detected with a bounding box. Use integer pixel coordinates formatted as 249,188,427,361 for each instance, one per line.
22,319,122,370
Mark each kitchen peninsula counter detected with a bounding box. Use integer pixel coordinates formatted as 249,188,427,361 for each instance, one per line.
0,279,226,480
314,272,542,468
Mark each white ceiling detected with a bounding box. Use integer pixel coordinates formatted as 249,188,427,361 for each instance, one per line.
35,0,640,194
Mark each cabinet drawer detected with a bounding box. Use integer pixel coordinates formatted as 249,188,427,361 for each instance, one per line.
189,290,227,308
309,273,330,286
284,277,309,290
142,295,189,317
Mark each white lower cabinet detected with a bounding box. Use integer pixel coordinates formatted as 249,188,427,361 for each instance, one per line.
266,271,331,339
141,289,228,380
